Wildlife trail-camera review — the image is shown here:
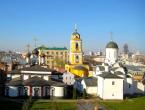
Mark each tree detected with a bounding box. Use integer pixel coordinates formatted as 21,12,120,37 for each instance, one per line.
83,89,87,99
54,57,65,68
73,88,77,99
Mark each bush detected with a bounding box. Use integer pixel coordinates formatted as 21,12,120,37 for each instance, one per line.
83,89,87,99
21,97,32,110
73,88,77,99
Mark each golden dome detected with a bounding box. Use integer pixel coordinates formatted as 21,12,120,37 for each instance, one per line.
71,29,81,40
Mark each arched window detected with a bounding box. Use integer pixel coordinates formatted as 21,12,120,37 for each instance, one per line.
76,55,79,63
76,43,79,50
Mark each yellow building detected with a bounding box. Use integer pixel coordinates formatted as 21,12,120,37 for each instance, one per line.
37,46,68,69
65,28,89,77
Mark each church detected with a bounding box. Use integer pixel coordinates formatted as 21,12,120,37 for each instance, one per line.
65,27,89,77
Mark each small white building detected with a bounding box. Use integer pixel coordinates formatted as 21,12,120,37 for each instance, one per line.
97,72,124,100
105,41,118,65
62,72,75,85
5,76,66,98
7,65,52,81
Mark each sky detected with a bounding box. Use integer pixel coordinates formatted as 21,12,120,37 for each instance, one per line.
0,0,145,53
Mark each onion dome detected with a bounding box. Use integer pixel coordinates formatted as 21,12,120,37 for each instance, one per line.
32,48,39,55
26,52,31,58
106,41,118,49
71,29,81,40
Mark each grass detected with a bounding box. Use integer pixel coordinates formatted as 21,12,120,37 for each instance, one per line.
99,96,145,110
29,101,77,110
1,96,145,110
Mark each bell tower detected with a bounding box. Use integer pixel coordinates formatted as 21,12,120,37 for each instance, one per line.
69,26,83,65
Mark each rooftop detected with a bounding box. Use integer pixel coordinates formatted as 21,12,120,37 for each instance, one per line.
37,46,68,50
98,72,123,79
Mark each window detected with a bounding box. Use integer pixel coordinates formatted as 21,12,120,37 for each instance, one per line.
112,81,115,85
76,55,79,63
76,43,79,50
129,84,131,88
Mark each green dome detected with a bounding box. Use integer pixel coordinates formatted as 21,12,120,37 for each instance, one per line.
72,31,80,36
106,41,118,49
72,29,80,36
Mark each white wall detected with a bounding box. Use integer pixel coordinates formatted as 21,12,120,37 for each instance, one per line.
103,79,123,100
12,75,20,79
86,87,97,96
43,75,49,81
105,48,118,65
97,77,123,100
97,77,104,98
51,86,64,97
134,81,145,94
24,75,29,80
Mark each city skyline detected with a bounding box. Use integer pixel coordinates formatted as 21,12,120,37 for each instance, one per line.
0,0,145,53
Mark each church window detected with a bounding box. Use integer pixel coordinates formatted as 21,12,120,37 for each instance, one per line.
76,55,79,63
76,43,79,50
112,81,115,85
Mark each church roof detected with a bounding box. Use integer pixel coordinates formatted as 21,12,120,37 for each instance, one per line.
6,77,24,86
37,46,68,50
114,71,124,75
75,77,97,87
83,77,97,87
73,65,88,71
106,41,118,49
21,65,52,72
98,66,105,71
24,76,50,86
98,72,123,79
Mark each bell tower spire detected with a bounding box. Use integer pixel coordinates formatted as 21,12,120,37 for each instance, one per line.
69,26,83,65
74,24,77,32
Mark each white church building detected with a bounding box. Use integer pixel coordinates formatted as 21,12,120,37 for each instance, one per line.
92,40,145,100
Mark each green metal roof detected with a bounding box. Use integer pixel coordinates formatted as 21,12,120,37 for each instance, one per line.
37,46,68,50
106,41,118,49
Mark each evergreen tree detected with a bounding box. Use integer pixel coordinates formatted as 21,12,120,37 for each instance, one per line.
73,88,77,99
83,89,87,99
